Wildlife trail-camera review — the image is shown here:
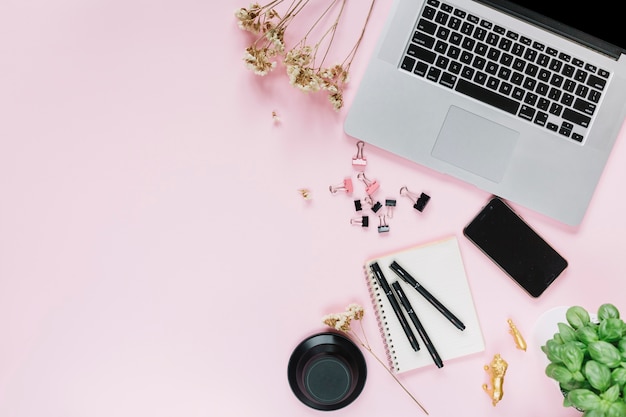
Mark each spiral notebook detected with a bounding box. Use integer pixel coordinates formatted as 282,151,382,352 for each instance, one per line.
364,236,485,373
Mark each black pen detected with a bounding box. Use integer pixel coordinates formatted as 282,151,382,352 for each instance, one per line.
389,260,466,331
392,281,444,368
370,262,420,352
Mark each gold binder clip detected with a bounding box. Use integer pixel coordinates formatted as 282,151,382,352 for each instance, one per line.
507,318,527,351
483,353,508,406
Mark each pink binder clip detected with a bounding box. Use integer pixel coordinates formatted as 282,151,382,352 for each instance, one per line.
357,172,379,195
352,141,367,169
400,186,431,212
329,177,354,195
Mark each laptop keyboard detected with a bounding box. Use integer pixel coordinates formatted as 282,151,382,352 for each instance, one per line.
400,0,611,143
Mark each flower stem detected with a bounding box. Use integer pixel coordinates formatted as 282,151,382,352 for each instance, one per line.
350,323,429,415
342,0,377,71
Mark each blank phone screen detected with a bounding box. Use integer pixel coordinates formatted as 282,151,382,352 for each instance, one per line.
463,197,568,297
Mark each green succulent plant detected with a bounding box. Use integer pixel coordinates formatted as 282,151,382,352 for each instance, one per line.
541,304,626,417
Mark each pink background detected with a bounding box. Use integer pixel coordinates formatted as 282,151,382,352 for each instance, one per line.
1,0,625,416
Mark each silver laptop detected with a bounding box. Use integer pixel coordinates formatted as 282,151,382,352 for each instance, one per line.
344,0,626,226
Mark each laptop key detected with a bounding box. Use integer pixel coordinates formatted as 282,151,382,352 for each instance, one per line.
563,108,591,127
518,105,535,121
474,71,487,85
562,64,575,77
499,82,512,95
588,89,601,103
447,45,461,59
414,32,436,49
461,66,475,79
448,16,462,30
440,72,457,88
449,61,462,74
436,55,450,69
461,22,474,35
561,93,574,106
417,19,437,34
559,122,573,137
427,67,442,82
573,97,596,115
423,5,437,20
440,3,453,12
486,32,499,46
414,61,429,77
486,76,500,90
587,74,606,90
549,102,563,116
401,56,416,71
534,111,548,126
537,97,550,110
512,87,525,100
455,79,520,114
435,11,449,25
407,44,436,63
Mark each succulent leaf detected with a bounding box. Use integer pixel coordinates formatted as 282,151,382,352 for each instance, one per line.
611,367,626,388
606,402,626,417
567,306,591,329
558,322,578,342
589,341,622,368
567,388,601,411
577,325,600,344
598,304,620,321
601,384,621,403
562,342,585,372
546,363,573,384
599,318,625,343
584,360,612,392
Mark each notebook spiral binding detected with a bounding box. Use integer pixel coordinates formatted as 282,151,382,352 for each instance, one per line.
364,264,399,373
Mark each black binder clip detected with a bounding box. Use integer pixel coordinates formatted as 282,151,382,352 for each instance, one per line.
385,199,397,218
329,177,354,195
357,172,379,196
365,195,383,214
352,140,367,169
350,216,369,228
377,216,390,233
400,186,430,212
354,199,363,211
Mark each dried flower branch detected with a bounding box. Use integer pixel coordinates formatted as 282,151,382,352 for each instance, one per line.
322,303,429,414
235,0,377,111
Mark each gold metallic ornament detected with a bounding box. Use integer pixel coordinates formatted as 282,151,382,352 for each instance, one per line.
483,354,508,406
507,318,527,351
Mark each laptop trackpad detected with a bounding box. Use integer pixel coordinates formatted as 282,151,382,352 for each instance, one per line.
431,106,519,183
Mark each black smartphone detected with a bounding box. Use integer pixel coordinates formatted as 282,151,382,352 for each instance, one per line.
463,196,568,298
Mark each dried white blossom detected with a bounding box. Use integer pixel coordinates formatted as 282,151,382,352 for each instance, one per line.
235,0,376,110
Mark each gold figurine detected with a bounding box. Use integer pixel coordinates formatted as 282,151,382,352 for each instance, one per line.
507,318,527,351
483,354,508,406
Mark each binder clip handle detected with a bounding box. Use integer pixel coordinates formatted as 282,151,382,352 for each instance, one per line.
357,172,379,196
329,177,354,195
352,140,367,169
377,215,390,233
400,186,430,212
350,216,369,228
